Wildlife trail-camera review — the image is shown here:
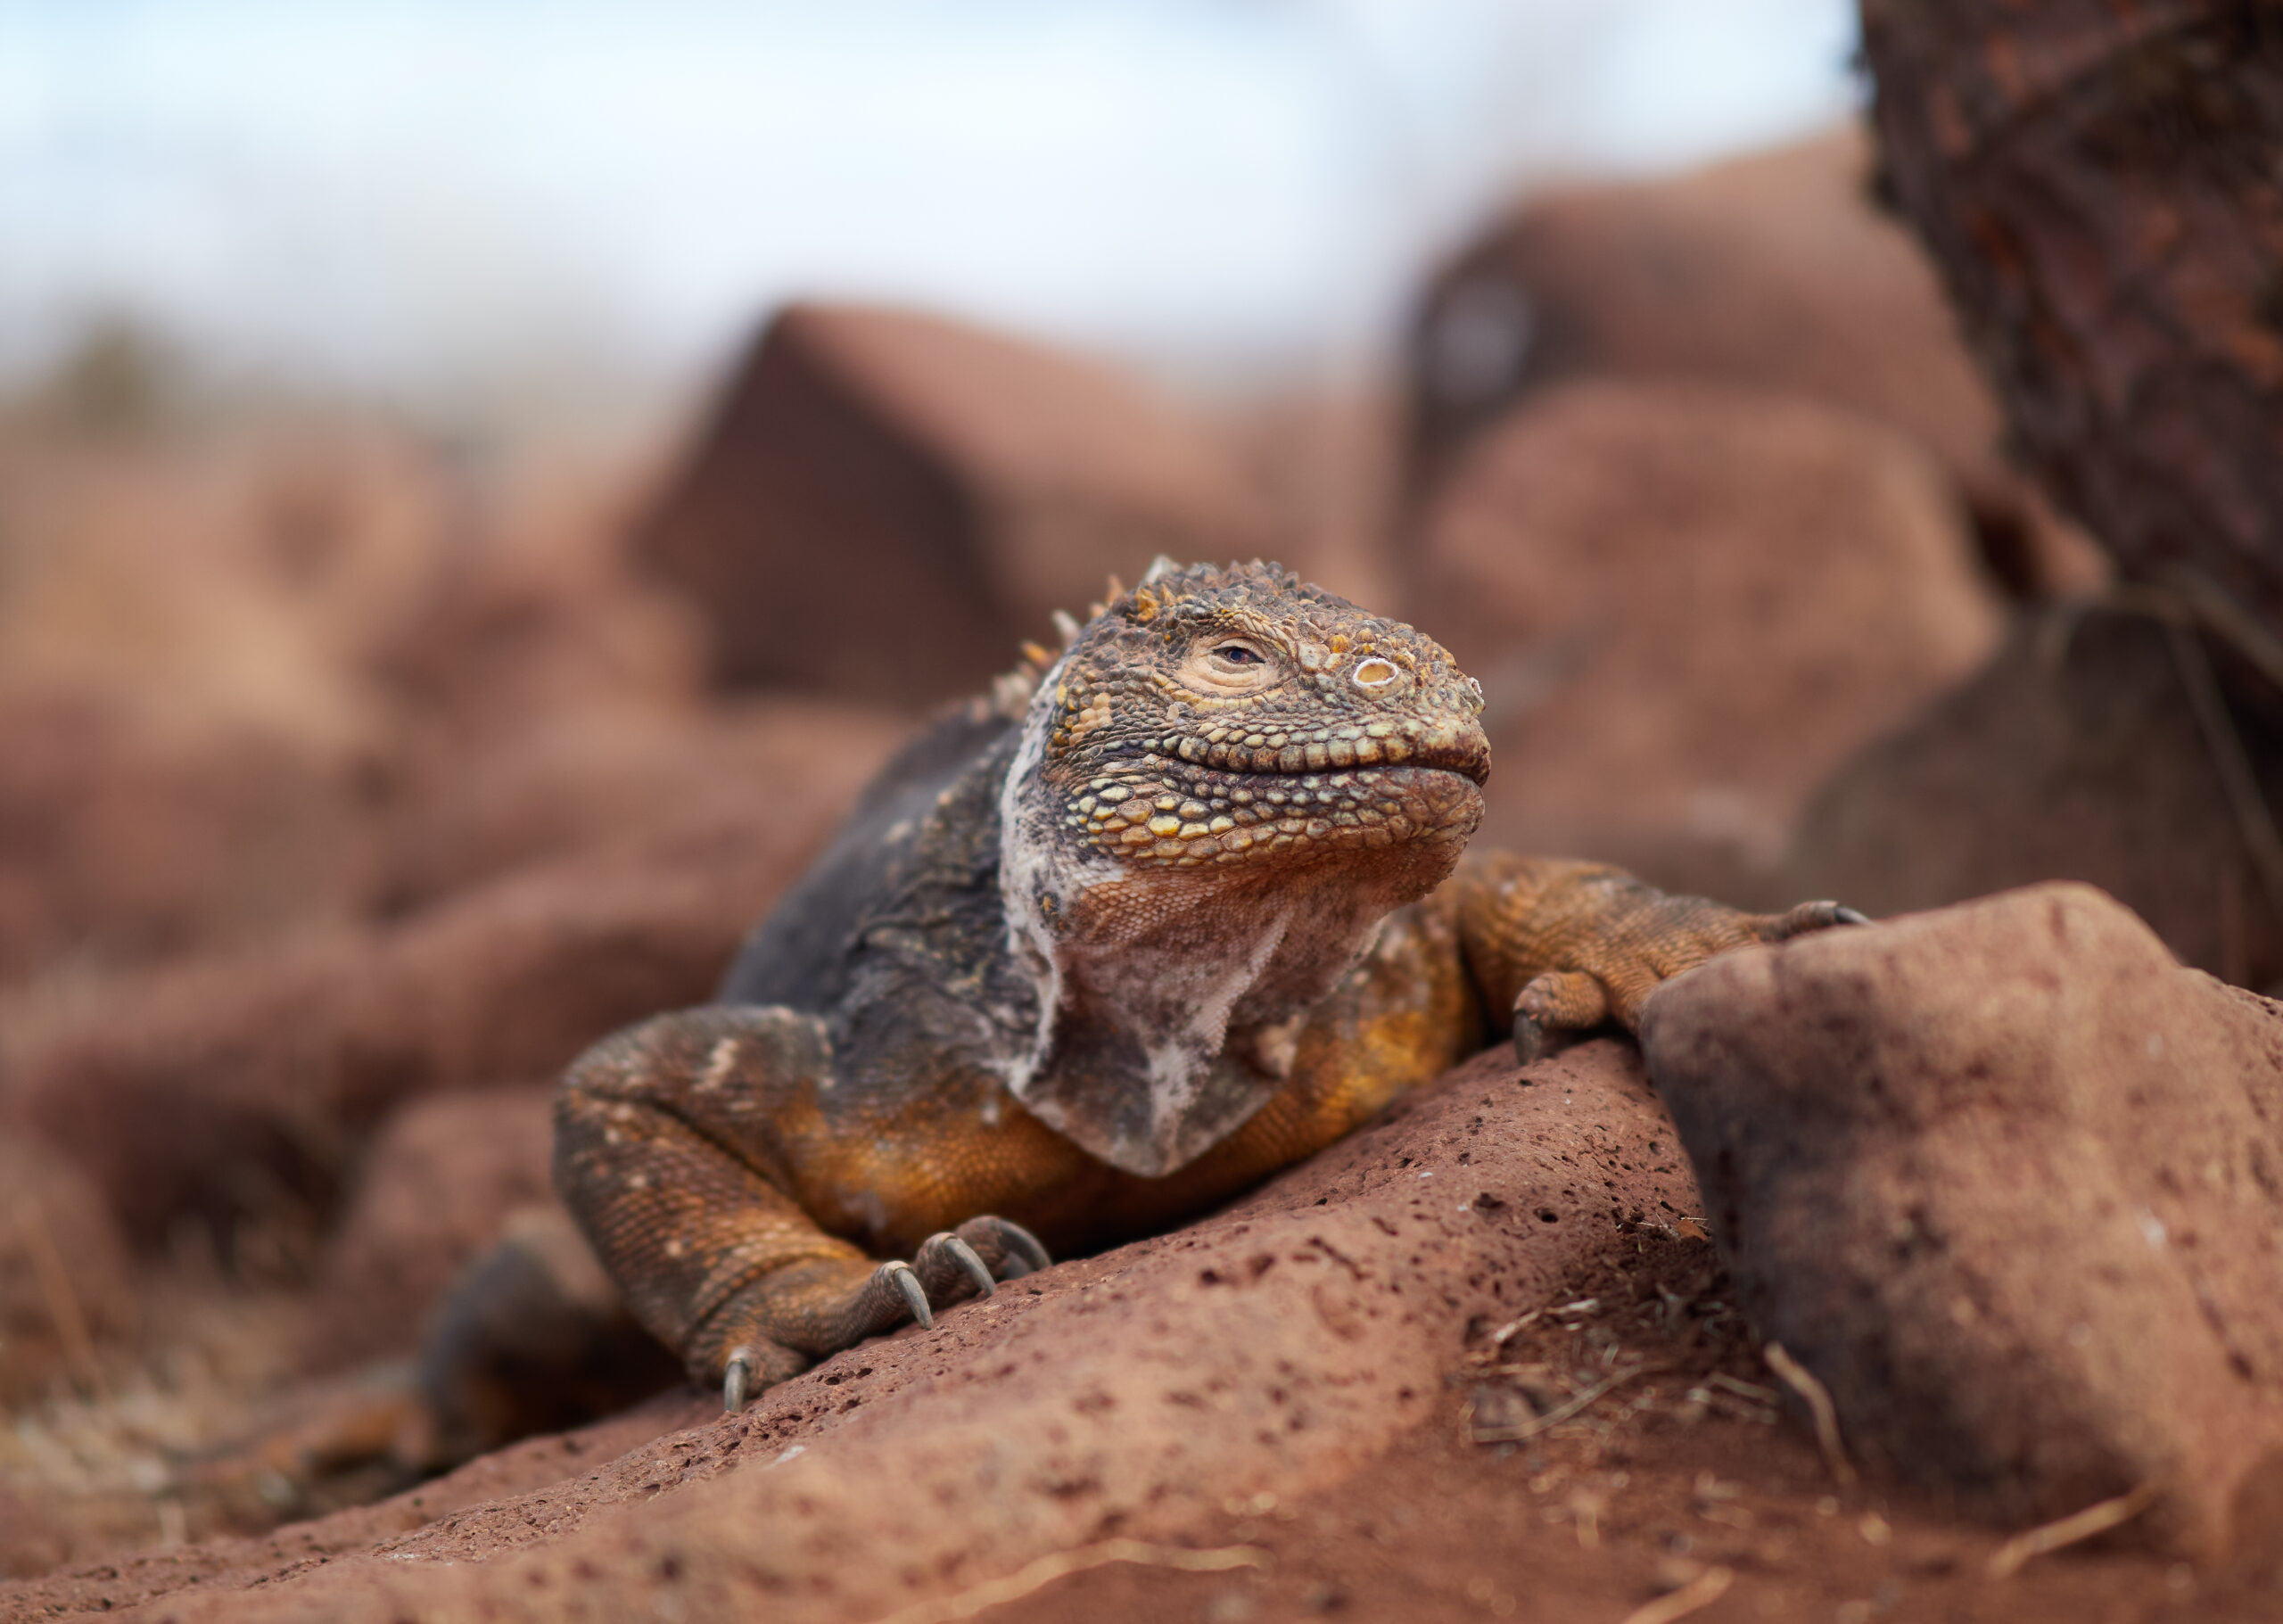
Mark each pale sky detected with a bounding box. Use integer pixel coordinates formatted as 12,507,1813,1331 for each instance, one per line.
0,0,1860,424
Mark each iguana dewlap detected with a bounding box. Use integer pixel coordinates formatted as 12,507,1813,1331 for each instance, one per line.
556,560,1856,1408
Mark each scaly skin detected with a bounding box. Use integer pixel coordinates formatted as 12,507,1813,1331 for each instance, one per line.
555,561,1857,1404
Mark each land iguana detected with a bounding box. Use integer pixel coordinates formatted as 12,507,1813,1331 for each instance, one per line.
555,559,1860,1413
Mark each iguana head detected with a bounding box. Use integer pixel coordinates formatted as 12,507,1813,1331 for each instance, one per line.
998,558,1489,1175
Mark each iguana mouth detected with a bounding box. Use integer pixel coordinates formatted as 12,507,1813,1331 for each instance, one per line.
1066,754,1484,870
1135,720,1490,787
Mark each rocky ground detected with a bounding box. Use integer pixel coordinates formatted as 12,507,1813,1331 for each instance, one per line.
3,126,2279,1620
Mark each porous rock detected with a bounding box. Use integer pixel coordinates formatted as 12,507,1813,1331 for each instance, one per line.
633,301,1276,704
1411,377,2004,903
1640,882,2283,1554
1785,605,2283,991
0,1040,1700,1621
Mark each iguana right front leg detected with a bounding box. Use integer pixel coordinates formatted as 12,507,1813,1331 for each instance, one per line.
554,1005,1047,1408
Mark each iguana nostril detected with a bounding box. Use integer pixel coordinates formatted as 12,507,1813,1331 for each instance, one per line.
1353,656,1398,688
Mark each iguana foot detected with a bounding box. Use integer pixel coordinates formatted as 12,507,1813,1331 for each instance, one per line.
718,1216,1051,1412
1470,861,1873,1066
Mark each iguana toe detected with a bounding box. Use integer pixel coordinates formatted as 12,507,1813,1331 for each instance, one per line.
915,1232,998,1301
882,1259,933,1329
723,1345,760,1413
1762,900,1873,940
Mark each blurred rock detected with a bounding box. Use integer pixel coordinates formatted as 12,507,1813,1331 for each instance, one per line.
0,680,391,984
304,1089,557,1372
1785,606,2283,990
633,301,1277,705
379,698,907,911
5,714,897,1251
1411,378,2005,903
1404,128,2106,601
1643,884,2283,1554
0,1132,136,1405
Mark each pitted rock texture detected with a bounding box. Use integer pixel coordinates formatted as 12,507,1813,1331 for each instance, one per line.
1641,883,2283,1555
0,1039,1698,1622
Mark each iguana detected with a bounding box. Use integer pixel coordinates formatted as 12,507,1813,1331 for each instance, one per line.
556,559,1859,1412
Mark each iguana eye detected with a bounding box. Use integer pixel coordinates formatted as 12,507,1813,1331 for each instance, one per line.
1179,635,1279,694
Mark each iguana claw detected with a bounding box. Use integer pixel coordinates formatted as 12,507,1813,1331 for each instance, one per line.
723,1344,759,1413
884,1260,933,1329
942,1235,996,1298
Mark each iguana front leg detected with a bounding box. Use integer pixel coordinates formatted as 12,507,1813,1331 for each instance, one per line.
1453,852,1864,1061
554,1006,1048,1409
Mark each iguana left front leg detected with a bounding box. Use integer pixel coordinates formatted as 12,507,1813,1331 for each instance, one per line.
1451,852,1865,1062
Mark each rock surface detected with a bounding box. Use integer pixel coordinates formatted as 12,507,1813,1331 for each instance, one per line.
0,1040,1701,1621
633,301,1276,705
4,754,891,1251
1785,605,2283,991
1400,128,2105,602
301,1088,558,1372
1410,378,2004,903
1641,883,2283,1555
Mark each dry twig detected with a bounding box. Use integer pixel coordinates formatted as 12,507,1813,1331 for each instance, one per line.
15,1193,103,1397
871,1540,1269,1624
1469,1362,1665,1445
1986,1484,2156,1579
1619,1564,1734,1624
1763,1343,1853,1487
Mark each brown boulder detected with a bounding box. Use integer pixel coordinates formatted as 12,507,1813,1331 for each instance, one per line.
1401,128,2104,601
1641,883,2283,1554
633,301,1276,705
377,697,908,911
0,1039,1701,1620
303,1089,557,1371
1785,605,2283,991
1411,378,2004,903
0,680,389,985
4,746,892,1251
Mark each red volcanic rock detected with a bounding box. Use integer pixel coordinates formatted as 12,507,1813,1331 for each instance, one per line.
0,680,388,985
0,1040,1701,1621
6,743,894,1250
378,697,908,911
1784,606,2283,991
1643,884,2283,1555
1401,128,2104,601
1411,378,2004,903
304,1088,558,1371
633,301,1276,705
1405,122,2100,603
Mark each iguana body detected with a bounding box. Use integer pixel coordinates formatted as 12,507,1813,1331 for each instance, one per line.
556,561,1853,1406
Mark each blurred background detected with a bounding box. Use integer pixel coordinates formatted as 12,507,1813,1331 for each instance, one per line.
8,0,2257,1582
4,0,1859,432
